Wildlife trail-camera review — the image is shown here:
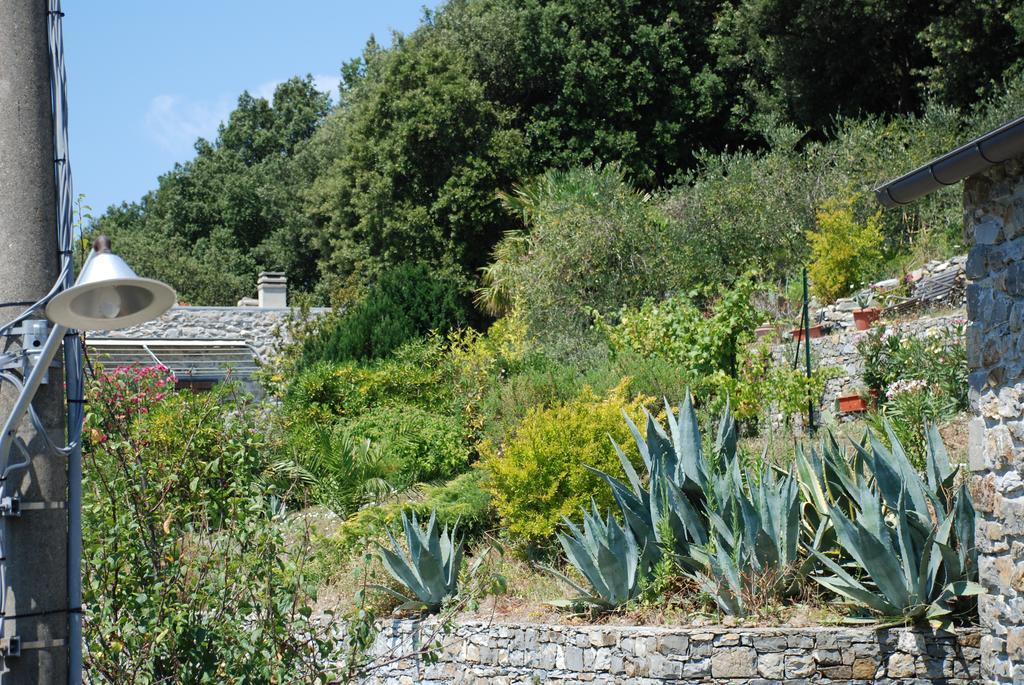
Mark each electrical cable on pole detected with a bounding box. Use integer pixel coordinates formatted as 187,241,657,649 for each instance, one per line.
0,4,173,682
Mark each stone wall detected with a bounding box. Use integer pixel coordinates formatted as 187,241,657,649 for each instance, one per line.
769,311,965,423
964,157,1024,683
815,255,966,331
364,620,980,684
92,305,330,361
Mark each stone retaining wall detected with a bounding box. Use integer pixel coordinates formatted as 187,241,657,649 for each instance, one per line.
364,620,980,684
769,311,966,425
95,305,330,361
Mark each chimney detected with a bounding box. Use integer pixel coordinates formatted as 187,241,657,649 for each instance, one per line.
257,271,287,307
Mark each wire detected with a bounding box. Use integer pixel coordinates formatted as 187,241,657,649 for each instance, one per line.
0,3,84,681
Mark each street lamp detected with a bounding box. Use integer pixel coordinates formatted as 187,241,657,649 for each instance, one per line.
0,236,173,680
46,236,176,330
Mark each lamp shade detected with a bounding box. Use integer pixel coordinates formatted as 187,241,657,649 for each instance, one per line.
45,239,176,331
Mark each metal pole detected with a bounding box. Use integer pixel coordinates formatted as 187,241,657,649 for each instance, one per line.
0,1,69,682
803,267,815,433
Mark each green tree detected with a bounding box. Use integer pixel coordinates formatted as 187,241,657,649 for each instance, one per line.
481,164,681,353
304,0,738,291
302,263,471,364
712,0,1024,133
89,76,330,305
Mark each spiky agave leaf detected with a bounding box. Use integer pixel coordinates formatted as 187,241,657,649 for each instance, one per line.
374,510,463,611
811,485,979,625
547,505,643,608
697,464,806,615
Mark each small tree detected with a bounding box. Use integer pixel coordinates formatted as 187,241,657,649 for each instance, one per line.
807,195,884,303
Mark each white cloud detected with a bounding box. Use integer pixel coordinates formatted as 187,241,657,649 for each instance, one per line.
143,93,233,158
312,74,342,99
143,74,341,159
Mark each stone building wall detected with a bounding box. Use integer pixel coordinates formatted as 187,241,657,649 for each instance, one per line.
93,305,330,361
964,157,1024,683
364,620,980,684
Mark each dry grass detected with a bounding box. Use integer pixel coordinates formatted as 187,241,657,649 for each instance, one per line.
311,533,850,629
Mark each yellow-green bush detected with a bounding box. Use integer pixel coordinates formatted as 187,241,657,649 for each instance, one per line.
479,380,652,543
807,195,884,303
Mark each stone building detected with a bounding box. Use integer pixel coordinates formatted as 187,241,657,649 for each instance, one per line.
86,272,328,393
875,113,1024,683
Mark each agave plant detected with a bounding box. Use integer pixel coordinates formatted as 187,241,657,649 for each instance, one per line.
546,503,644,608
859,422,977,578
587,394,724,568
811,423,980,626
699,458,810,615
793,431,868,545
375,511,463,611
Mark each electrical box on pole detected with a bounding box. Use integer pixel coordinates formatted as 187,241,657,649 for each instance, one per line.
0,1,71,682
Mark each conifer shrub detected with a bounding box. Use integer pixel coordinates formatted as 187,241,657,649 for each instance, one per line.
301,262,471,365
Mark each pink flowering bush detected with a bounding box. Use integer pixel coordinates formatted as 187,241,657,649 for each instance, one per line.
858,325,966,468
857,323,967,410
84,364,176,445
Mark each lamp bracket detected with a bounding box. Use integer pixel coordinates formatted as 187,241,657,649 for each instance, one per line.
2,636,20,658
0,498,20,518
21,320,50,384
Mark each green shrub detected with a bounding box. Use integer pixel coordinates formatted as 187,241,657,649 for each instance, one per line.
598,274,761,379
286,423,398,518
83,371,339,680
479,380,652,544
807,195,885,303
480,164,684,350
704,342,839,423
341,405,470,486
858,323,968,410
660,110,968,294
865,381,959,469
473,345,694,447
302,262,471,364
857,323,968,466
415,471,494,537
317,471,494,560
285,338,458,423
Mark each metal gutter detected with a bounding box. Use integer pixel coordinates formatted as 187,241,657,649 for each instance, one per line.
874,114,1024,208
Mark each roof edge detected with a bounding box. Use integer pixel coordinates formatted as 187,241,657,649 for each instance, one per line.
874,114,1024,208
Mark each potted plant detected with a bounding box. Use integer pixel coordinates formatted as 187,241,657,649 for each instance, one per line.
789,318,824,341
754,321,776,340
836,388,870,413
852,291,881,331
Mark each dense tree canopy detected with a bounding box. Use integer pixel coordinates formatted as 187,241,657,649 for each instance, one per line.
91,77,329,305
93,0,1024,305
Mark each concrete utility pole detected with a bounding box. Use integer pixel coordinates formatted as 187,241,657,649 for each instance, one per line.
0,1,70,683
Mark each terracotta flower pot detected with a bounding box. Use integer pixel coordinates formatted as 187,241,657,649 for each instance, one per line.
837,393,869,413
852,307,882,331
790,324,824,341
754,324,776,340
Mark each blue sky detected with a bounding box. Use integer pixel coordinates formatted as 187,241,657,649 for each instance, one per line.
64,1,433,217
